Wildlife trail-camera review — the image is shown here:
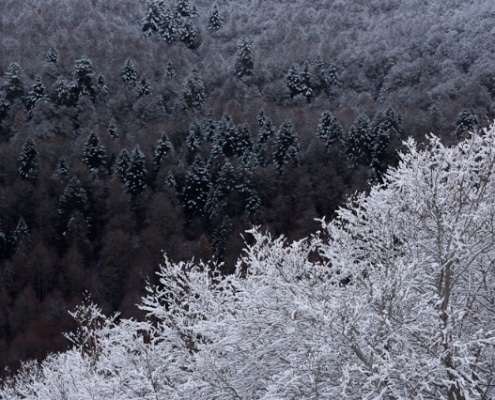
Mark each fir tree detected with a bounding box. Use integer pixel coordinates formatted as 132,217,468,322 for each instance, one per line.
255,108,276,166
45,46,59,64
142,0,163,37
234,37,254,81
82,132,107,178
186,121,204,160
346,113,372,166
180,22,201,49
58,177,90,226
300,61,314,103
2,62,24,104
176,0,197,17
74,56,96,103
53,77,78,107
107,120,119,141
285,64,301,100
125,146,148,197
17,137,40,181
211,214,231,261
159,8,178,44
316,111,343,152
207,5,223,31
234,124,253,156
53,156,70,180
182,154,211,220
273,120,301,173
26,76,47,112
153,133,173,171
122,59,138,86
115,148,131,185
453,108,479,138
137,76,151,97
181,69,205,110
213,115,237,158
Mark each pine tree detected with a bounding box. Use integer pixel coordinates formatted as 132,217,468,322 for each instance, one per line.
211,214,231,261
122,59,138,86
53,156,70,180
180,21,201,49
300,61,314,103
26,76,47,112
234,37,254,81
273,120,301,173
159,8,178,44
125,146,148,197
107,120,119,140
53,77,78,107
255,108,276,166
74,56,96,103
17,137,40,181
2,62,24,104
453,108,478,138
82,132,107,178
207,5,223,31
186,121,204,160
316,111,343,152
213,115,236,158
182,154,211,219
137,76,151,96
176,0,197,17
234,124,253,156
181,68,205,110
285,64,301,100
142,0,163,37
346,113,372,166
45,46,59,64
153,133,173,171
58,177,90,225
115,148,131,185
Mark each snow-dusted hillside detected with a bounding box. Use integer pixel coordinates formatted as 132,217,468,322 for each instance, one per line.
2,123,495,399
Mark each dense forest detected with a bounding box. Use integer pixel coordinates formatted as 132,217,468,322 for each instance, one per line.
0,0,494,372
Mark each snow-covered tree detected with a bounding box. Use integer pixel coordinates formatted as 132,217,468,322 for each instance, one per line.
114,148,131,185
137,76,151,96
285,63,301,100
316,111,343,152
180,68,205,110
207,4,223,31
300,61,314,103
25,76,47,113
152,133,173,172
2,62,24,104
273,120,301,173
74,56,96,103
125,146,148,197
142,0,163,37
453,108,479,138
234,37,254,81
121,59,138,86
17,137,39,181
179,21,201,50
159,8,177,44
346,113,372,166
82,131,107,178
181,154,210,219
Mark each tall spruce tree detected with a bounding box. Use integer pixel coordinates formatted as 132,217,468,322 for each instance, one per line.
346,113,372,167
273,120,301,173
316,111,343,152
115,148,131,186
82,132,107,178
122,59,138,86
125,146,148,197
182,154,211,220
234,37,254,81
285,64,302,100
74,56,96,103
142,0,163,37
26,76,47,113
2,62,24,104
207,5,223,30
17,137,40,181
181,69,205,110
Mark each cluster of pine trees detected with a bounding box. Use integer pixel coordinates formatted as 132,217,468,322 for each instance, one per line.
0,0,490,372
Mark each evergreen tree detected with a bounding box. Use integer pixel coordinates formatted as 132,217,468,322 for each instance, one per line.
58,177,90,226
17,137,40,181
180,21,201,49
137,76,151,97
53,77,78,107
159,8,178,44
165,61,176,79
213,115,237,158
181,69,205,110
234,37,254,81
273,120,301,173
182,154,211,219
285,64,301,100
153,133,173,171
97,75,108,97
53,156,70,180
115,148,131,185
176,0,197,17
125,146,148,197
234,123,253,156
142,0,163,37
300,61,314,103
122,59,138,86
314,58,340,96
2,62,24,104
211,214,231,261
316,111,343,152
74,56,96,103
186,121,204,159
255,108,276,166
207,5,223,31
26,76,47,112
107,120,119,141
453,108,479,138
82,131,107,178
45,46,59,64
346,113,372,166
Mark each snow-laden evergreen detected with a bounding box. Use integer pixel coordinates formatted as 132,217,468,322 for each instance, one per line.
3,124,495,399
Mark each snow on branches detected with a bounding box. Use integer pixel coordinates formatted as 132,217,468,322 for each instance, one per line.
3,124,495,398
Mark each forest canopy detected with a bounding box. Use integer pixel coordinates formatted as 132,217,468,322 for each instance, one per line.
1,0,494,375
2,122,495,399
